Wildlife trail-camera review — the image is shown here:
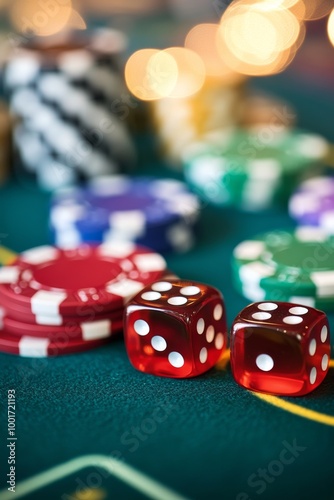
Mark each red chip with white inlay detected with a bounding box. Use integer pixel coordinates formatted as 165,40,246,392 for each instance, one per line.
0,292,124,326
1,311,123,341
0,243,167,319
0,324,114,357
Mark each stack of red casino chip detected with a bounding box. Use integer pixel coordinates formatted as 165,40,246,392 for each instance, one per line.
0,243,169,357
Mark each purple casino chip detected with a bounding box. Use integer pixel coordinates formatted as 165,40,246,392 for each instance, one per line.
289,176,334,231
49,176,200,252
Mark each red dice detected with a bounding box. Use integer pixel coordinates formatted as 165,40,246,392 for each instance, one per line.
124,279,227,378
230,301,330,396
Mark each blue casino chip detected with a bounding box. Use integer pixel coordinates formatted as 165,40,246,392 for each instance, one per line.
49,176,200,253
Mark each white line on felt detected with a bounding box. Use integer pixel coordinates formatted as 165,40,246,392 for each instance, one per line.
0,454,190,500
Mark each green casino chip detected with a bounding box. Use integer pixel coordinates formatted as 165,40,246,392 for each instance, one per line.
183,128,328,210
232,274,334,312
232,227,334,306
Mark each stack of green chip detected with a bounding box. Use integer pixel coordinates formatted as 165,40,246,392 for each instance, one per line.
232,227,334,311
183,128,329,211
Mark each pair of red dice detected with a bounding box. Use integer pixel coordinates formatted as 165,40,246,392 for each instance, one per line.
124,279,331,396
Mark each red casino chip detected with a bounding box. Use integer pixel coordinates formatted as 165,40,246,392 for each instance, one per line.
2,313,124,342
0,326,114,357
0,293,124,326
0,243,167,318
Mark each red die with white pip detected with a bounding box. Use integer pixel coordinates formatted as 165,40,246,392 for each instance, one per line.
124,279,227,378
230,301,330,396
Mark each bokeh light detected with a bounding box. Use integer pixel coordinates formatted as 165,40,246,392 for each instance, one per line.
146,51,179,97
184,23,245,84
10,0,74,37
327,8,334,47
284,0,307,20
301,0,334,20
125,49,178,101
273,0,333,20
66,9,87,30
272,0,300,6
216,0,303,76
232,0,333,21
162,47,206,98
125,47,206,101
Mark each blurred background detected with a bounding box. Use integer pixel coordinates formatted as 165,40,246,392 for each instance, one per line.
0,0,334,252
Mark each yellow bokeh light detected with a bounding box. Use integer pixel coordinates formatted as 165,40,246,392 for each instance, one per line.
278,0,333,21
10,0,74,37
66,9,87,30
238,0,306,21
162,47,206,99
327,8,334,47
285,0,306,20
226,10,278,64
270,0,300,7
302,0,333,21
228,0,331,21
146,51,179,98
125,49,166,101
125,49,181,101
125,47,205,101
184,23,244,84
217,0,302,76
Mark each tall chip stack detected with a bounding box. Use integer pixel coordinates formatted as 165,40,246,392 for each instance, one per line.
3,29,137,190
151,76,247,167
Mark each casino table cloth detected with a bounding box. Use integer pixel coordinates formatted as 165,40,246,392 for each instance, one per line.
1,28,334,500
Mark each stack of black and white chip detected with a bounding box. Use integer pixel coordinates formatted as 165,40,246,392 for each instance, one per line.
4,29,137,190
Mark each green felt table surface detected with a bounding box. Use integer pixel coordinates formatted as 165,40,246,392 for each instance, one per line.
0,67,334,500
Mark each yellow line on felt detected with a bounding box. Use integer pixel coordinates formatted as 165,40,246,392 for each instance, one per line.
252,392,334,427
0,246,17,265
0,454,190,500
218,350,334,426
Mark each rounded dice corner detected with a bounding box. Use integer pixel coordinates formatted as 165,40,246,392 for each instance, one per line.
230,301,331,397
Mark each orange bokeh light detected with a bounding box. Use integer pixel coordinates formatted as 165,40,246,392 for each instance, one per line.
217,0,302,76
10,0,74,37
125,49,178,101
327,8,334,47
125,47,205,101
268,0,333,20
185,23,244,84
162,47,206,98
301,0,333,20
66,9,87,30
270,0,300,7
